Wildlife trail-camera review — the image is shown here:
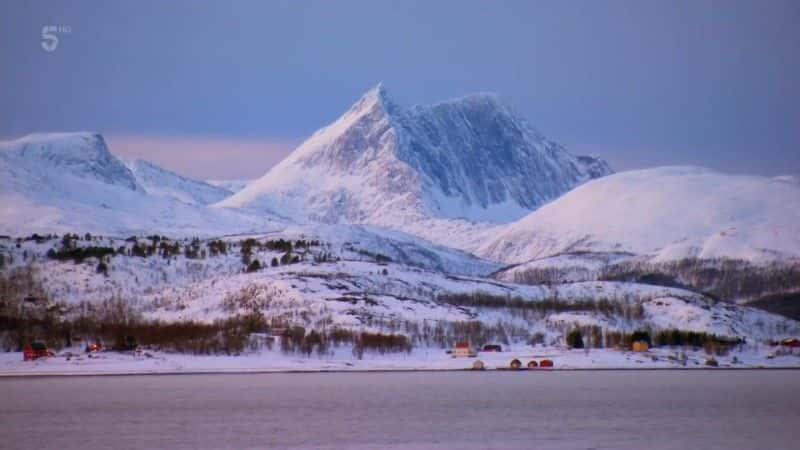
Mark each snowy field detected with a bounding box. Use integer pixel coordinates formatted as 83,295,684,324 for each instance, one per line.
2,344,798,376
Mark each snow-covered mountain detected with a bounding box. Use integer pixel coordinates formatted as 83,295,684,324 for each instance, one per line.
0,132,500,275
206,179,251,194
0,132,142,193
1,133,798,355
216,85,612,247
0,132,278,236
4,233,797,348
125,159,233,205
478,166,800,265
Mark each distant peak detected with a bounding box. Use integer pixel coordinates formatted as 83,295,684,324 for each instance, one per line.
0,132,112,159
2,131,104,147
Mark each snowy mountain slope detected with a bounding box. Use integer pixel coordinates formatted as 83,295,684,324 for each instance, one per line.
0,133,282,236
206,179,251,194
478,166,800,264
4,235,797,344
492,252,636,284
273,223,501,276
125,159,233,205
216,85,612,247
147,263,796,342
0,132,142,193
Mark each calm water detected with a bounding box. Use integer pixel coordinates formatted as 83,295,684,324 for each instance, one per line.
0,370,798,450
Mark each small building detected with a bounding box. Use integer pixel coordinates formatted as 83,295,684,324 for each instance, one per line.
778,338,800,356
86,339,103,353
482,344,502,352
23,342,52,361
509,359,522,370
539,359,554,368
472,360,486,370
632,341,649,352
527,360,538,369
452,342,476,358
781,338,800,348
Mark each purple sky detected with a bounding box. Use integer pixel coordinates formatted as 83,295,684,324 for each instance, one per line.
1,0,798,179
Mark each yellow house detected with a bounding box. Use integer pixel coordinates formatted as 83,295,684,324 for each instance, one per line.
632,341,649,352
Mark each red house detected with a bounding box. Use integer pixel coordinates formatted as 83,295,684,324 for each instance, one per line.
781,338,800,348
23,342,53,361
452,342,476,358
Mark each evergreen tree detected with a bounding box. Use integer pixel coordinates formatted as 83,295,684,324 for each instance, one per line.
246,259,262,273
566,329,584,349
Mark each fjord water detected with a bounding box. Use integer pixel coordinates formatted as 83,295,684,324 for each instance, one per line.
1,371,797,449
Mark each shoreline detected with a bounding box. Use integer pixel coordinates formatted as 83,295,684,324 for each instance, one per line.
3,346,798,378
3,365,800,378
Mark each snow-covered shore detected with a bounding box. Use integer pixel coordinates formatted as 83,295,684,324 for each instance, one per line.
3,346,798,376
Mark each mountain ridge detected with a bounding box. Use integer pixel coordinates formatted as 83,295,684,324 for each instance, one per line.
0,132,280,236
124,158,233,206
216,85,612,247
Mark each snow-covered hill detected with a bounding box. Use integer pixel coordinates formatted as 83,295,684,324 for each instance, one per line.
478,166,800,264
4,234,797,346
216,85,611,248
125,159,233,205
0,132,280,236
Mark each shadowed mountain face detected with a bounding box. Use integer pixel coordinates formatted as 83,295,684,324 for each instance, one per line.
217,85,612,239
395,93,611,213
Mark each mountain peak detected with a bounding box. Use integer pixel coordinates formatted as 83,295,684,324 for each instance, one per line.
1,131,104,151
219,86,613,245
366,81,388,100
344,82,398,119
0,131,141,192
